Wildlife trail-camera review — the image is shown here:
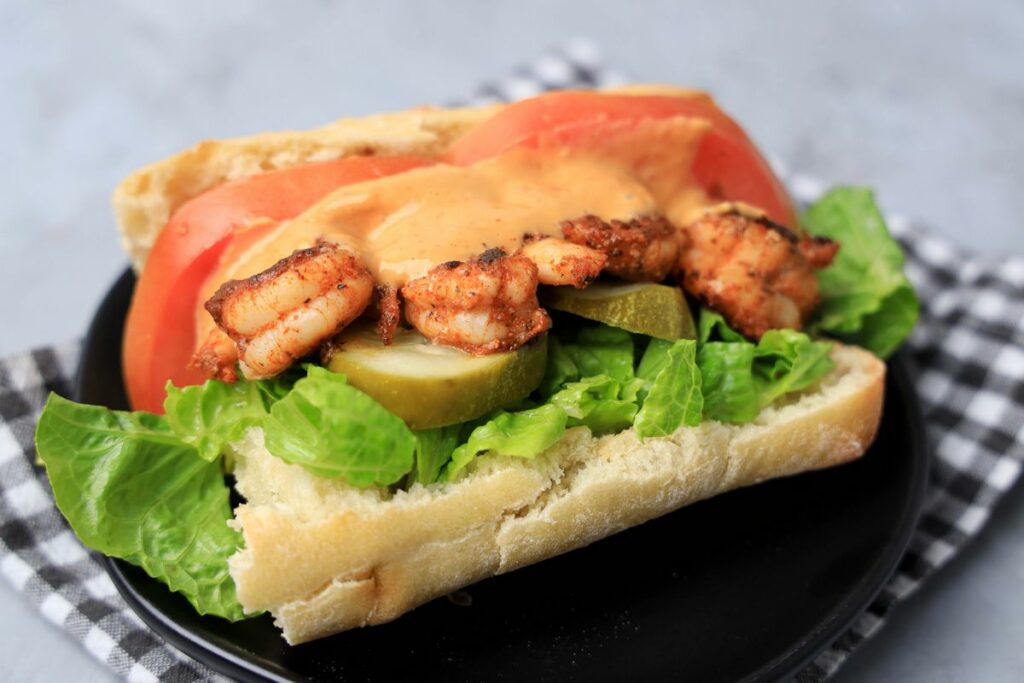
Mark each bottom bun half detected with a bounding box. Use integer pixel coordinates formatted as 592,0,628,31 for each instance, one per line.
227,344,885,644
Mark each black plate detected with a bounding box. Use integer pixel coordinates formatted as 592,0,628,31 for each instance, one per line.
80,269,928,683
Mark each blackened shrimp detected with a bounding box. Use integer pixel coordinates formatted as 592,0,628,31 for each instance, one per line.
202,241,375,379
518,236,607,288
679,209,838,339
401,248,550,354
561,214,683,282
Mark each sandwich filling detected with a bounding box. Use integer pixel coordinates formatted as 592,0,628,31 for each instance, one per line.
186,109,834,389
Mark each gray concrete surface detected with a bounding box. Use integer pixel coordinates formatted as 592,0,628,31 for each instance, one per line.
2,0,1022,680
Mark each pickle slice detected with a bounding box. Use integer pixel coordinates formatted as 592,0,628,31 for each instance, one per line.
326,326,547,429
542,282,696,340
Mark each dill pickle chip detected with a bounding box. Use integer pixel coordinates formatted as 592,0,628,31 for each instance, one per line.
542,282,696,340
325,326,547,429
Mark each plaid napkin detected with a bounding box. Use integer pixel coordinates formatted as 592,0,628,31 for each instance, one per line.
2,39,1023,683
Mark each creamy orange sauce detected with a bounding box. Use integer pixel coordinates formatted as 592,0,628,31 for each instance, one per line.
195,116,711,346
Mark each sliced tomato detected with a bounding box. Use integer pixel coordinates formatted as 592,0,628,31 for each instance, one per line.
446,91,796,227
124,155,432,413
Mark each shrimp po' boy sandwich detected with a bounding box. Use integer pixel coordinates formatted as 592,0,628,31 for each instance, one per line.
35,86,918,644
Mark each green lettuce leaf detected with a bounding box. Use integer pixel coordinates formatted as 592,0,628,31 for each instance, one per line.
698,309,747,344
551,375,637,435
163,379,268,462
697,341,759,423
753,330,835,406
262,366,416,487
34,394,246,621
537,336,579,398
443,403,568,481
635,339,703,437
254,366,305,405
802,187,919,357
410,425,463,486
636,337,673,400
561,326,636,383
694,310,836,423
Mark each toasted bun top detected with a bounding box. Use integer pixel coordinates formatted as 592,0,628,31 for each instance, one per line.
112,86,706,271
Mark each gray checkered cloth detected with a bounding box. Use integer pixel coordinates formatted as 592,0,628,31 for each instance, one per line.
2,40,1023,682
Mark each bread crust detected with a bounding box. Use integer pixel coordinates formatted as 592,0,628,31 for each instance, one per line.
228,345,884,644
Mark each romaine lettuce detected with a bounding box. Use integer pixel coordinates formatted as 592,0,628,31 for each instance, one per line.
262,366,416,487
803,187,919,357
753,329,835,407
696,309,835,423
35,395,246,620
559,325,636,383
551,374,638,435
443,404,568,481
536,337,579,398
635,339,703,437
411,425,463,486
697,341,759,423
163,378,268,462
698,309,747,344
